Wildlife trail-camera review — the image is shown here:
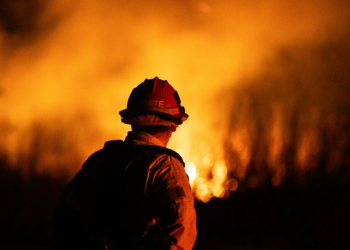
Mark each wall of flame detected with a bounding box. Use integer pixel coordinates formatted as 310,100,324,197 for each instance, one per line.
1,0,350,202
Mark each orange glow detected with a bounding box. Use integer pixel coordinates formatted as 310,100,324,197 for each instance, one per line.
1,0,350,202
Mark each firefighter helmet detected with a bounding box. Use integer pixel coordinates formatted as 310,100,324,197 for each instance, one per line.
119,77,188,127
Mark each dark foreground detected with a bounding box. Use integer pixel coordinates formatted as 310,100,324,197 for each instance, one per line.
1,164,349,250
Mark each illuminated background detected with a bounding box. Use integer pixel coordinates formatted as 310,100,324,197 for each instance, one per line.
1,0,350,249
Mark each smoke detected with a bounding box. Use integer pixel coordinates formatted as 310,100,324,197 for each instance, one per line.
1,0,350,189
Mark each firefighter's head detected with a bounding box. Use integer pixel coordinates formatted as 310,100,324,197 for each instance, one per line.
119,77,188,128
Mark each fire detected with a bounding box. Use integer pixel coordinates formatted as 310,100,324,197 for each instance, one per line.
1,0,350,202
184,158,229,202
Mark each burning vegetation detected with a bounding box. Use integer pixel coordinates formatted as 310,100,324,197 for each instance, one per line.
176,41,350,202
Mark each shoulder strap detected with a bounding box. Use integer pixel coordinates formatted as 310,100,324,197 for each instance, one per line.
103,140,185,167
134,145,185,167
103,140,124,152
102,140,130,171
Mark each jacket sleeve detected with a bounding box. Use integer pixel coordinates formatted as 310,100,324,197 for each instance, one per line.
149,156,197,250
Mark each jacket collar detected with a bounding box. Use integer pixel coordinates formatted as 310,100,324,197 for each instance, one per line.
124,131,165,147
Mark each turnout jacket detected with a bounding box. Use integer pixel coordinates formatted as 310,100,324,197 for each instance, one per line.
53,131,197,250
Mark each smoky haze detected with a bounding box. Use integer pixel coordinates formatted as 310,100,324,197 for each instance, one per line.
223,42,350,188
1,0,350,181
2,1,350,249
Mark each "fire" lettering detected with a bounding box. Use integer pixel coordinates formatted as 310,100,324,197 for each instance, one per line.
144,100,164,107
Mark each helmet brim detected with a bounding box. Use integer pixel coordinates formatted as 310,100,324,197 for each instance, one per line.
119,108,188,127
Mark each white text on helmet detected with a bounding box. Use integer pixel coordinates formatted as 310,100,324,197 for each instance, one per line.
144,100,164,107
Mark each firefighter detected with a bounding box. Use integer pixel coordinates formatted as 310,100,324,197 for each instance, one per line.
53,77,197,250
